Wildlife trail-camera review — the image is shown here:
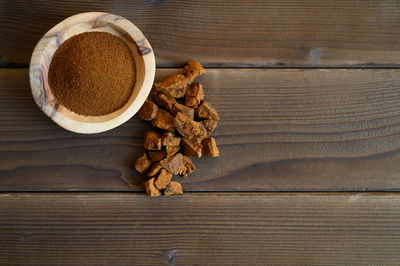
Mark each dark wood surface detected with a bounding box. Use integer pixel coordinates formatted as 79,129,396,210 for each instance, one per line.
1,193,399,265
2,1,400,264
2,68,400,191
2,0,400,67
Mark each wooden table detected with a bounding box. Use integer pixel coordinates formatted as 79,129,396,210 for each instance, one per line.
1,1,400,264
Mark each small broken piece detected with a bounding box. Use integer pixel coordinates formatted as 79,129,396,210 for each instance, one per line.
166,145,181,157
174,112,205,140
153,74,187,98
134,152,151,174
200,119,217,138
143,178,161,197
147,150,166,162
154,169,173,190
152,91,177,110
182,137,202,158
144,131,162,151
137,99,158,121
172,103,194,119
160,153,184,175
153,60,204,99
146,162,162,177
164,181,183,196
195,101,220,121
185,83,204,108
202,137,220,157
162,132,181,146
179,156,195,178
152,109,175,132
183,60,205,82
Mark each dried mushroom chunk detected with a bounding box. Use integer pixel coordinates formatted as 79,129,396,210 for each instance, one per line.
134,152,151,174
137,99,158,121
143,178,161,197
147,150,166,162
202,137,220,157
200,119,217,138
185,83,204,108
172,103,195,119
144,131,162,151
146,162,162,177
183,60,205,81
154,169,173,190
152,91,176,110
160,153,184,175
162,132,181,146
154,74,187,98
152,109,175,132
195,101,220,121
164,181,183,196
182,137,202,158
179,156,195,178
166,145,181,157
173,112,205,140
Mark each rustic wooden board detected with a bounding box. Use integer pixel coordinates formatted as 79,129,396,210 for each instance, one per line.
2,0,400,67
1,68,400,192
0,192,399,265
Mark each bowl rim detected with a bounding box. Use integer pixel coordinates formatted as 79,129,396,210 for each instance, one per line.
29,12,155,134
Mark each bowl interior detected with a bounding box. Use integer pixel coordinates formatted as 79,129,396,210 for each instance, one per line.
30,12,155,133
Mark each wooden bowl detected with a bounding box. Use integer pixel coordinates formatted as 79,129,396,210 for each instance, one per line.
29,12,155,134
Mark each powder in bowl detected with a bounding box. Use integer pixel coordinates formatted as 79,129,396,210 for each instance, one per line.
48,31,136,116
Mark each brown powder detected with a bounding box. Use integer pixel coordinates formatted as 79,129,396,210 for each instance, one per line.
48,32,136,116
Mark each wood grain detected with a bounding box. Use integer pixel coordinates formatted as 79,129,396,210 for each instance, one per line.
0,192,399,265
2,0,400,67
1,68,400,191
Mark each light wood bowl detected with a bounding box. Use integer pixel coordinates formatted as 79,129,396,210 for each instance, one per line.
29,12,155,134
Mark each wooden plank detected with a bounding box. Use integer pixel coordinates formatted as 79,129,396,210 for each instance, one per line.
2,0,400,67
2,68,400,192
0,192,399,265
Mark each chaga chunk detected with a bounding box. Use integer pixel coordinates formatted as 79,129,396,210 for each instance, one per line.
137,99,158,121
164,181,183,196
153,74,187,98
195,101,220,121
154,169,172,190
152,109,175,132
143,177,161,197
183,60,205,82
200,119,217,138
166,145,180,157
146,162,162,177
144,131,162,150
162,132,181,146
182,137,202,158
202,137,220,157
152,91,176,110
148,150,166,162
179,156,195,178
172,103,194,119
185,83,204,108
134,152,151,174
173,112,206,140
160,153,184,175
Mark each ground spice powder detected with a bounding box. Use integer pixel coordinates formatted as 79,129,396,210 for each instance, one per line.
48,32,136,116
